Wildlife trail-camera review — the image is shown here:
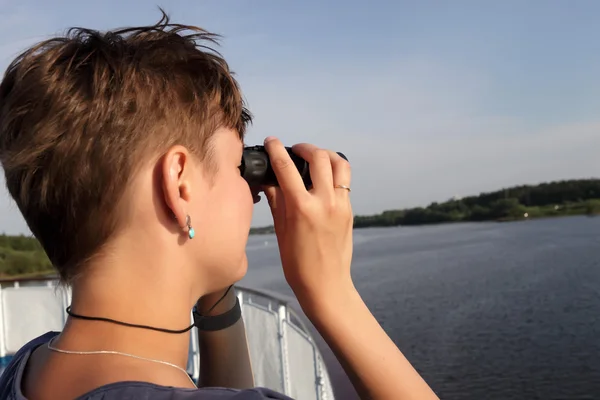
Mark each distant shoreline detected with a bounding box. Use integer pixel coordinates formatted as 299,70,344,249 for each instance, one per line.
251,178,600,235
2,178,599,277
250,208,598,235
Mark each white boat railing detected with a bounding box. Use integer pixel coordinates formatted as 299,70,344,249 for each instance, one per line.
0,279,335,400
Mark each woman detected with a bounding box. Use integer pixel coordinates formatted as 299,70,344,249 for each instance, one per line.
0,13,439,400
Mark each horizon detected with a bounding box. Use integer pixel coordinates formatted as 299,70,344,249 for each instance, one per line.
255,176,600,227
1,1,599,234
3,177,597,236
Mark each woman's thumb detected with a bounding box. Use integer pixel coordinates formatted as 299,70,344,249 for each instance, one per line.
263,186,286,232
263,186,278,211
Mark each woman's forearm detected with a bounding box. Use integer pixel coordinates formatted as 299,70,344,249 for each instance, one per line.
196,287,254,389
300,285,439,400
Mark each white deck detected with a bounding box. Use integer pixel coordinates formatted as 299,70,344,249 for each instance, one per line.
0,279,334,400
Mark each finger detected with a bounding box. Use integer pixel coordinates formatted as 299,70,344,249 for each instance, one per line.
264,137,307,199
327,150,352,196
251,186,262,204
263,186,285,232
263,186,278,212
291,143,334,197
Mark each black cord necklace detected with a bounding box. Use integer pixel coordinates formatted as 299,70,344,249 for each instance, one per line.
66,285,234,334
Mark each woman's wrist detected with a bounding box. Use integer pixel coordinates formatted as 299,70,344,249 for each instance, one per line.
297,280,361,323
196,286,237,316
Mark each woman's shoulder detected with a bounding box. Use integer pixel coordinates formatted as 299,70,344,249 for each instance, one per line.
0,332,293,400
0,331,59,400
78,382,293,399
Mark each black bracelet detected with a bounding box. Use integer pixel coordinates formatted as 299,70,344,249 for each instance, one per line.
193,297,242,331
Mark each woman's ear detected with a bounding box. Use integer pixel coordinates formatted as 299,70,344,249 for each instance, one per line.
161,145,193,230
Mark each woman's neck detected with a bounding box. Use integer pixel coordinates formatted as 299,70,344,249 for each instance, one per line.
60,247,201,372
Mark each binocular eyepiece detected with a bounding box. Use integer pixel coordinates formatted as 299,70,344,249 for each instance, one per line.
240,145,348,188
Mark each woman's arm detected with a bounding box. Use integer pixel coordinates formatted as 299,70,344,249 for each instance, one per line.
195,287,254,389
263,137,439,399
300,285,439,400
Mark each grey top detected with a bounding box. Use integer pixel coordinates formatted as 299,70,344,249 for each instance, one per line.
0,332,292,399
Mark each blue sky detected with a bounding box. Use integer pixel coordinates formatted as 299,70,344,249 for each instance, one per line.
1,0,598,233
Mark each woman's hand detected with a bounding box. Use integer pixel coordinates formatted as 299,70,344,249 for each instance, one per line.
262,137,354,306
263,137,439,399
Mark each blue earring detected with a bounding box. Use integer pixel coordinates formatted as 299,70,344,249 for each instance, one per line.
186,215,195,239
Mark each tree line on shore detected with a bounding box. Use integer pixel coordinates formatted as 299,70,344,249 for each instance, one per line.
352,178,600,228
1,178,599,276
251,178,600,233
0,233,52,278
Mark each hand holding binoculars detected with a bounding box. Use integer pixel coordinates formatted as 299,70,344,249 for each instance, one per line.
240,145,348,188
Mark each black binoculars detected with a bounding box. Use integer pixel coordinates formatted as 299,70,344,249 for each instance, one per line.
240,145,348,188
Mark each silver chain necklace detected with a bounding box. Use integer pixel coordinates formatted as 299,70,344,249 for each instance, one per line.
47,336,197,387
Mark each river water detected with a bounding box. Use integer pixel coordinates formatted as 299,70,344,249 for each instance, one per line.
242,216,600,400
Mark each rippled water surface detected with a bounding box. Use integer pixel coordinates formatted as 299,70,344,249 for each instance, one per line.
242,216,600,400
